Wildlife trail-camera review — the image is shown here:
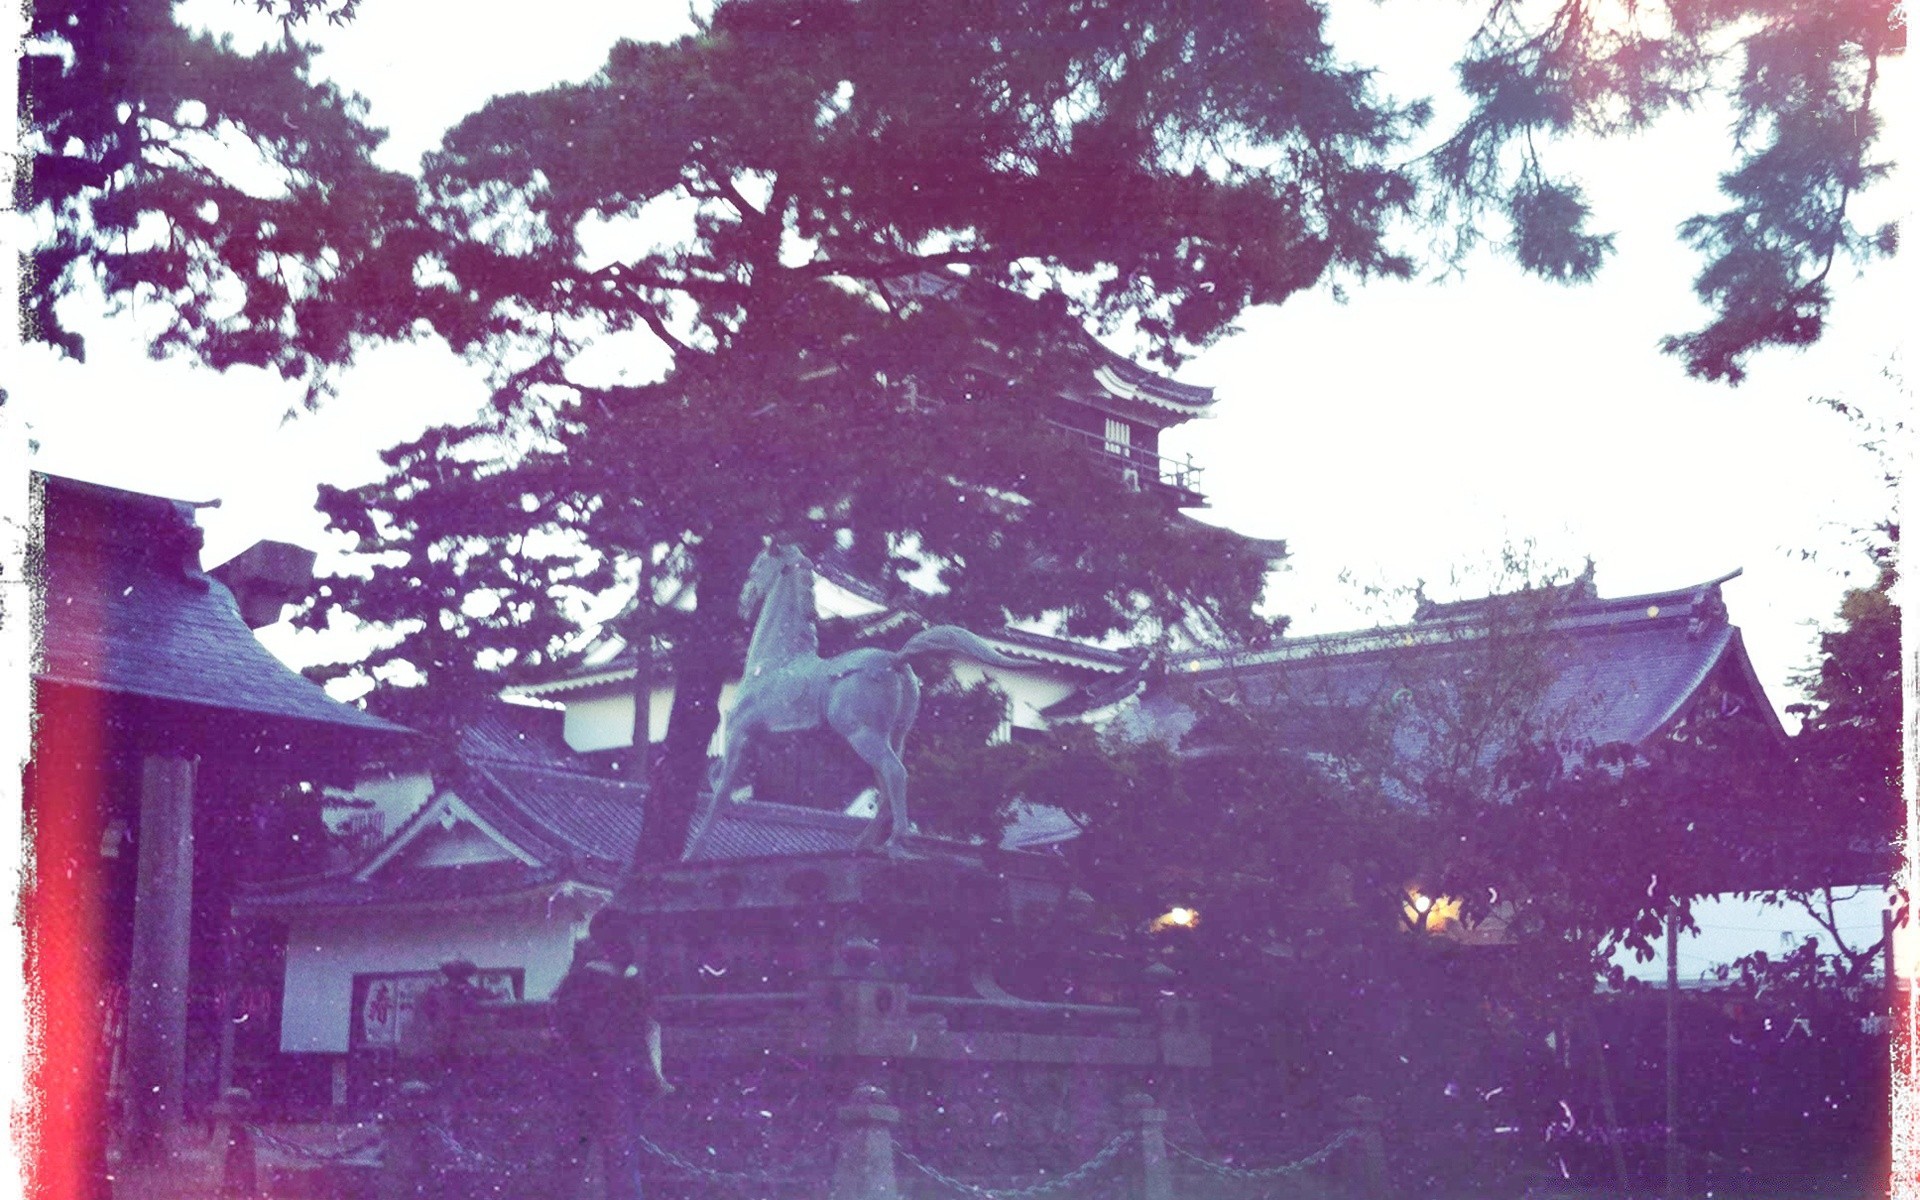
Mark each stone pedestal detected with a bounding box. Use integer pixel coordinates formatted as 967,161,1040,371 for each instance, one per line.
828,1085,902,1200
432,822,1213,1193
599,831,1209,1182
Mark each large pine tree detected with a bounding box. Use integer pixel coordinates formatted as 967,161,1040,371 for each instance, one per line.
23,0,1905,863
23,0,1901,395
304,0,1426,858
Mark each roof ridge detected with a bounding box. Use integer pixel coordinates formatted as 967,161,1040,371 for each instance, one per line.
458,744,636,779
455,763,578,864
464,757,646,868
1171,572,1742,674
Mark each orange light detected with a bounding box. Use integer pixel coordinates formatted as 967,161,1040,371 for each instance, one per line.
1150,906,1199,932
1403,888,1461,932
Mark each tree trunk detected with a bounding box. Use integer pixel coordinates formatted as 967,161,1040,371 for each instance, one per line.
632,527,759,865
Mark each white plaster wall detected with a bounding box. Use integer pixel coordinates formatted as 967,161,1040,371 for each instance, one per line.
563,692,634,752
351,772,435,836
279,901,597,1053
403,822,519,868
1609,887,1899,989
949,662,1079,732
563,686,676,751
815,575,885,619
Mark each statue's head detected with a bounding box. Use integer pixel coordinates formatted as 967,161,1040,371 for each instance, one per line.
740,541,810,620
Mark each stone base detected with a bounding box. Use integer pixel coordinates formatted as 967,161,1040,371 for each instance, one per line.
426,831,1212,1194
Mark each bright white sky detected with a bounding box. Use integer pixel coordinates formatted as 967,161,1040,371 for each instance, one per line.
7,0,1912,724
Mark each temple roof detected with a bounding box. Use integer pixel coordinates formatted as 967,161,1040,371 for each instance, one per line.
238,859,586,913
685,799,868,861
241,686,1079,910
1138,572,1785,755
34,473,408,744
238,717,646,911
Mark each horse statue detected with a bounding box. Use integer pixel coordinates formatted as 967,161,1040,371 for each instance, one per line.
683,543,1024,858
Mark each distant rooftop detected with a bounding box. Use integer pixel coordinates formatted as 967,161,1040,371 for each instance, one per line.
1143,571,1784,754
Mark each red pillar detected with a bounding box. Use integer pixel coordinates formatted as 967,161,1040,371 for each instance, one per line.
22,696,116,1200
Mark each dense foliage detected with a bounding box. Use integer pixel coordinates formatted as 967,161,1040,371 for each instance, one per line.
22,0,1904,393
20,0,426,404
290,0,1430,855
22,0,1906,854
1001,566,1899,1190
1788,535,1904,889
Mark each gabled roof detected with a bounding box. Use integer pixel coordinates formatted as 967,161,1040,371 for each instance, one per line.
240,720,648,911
455,759,646,872
1149,573,1785,753
239,859,587,913
685,799,869,862
34,474,408,743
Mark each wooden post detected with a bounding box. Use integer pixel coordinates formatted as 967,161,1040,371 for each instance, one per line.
1666,907,1684,1200
1580,1004,1633,1197
1338,1095,1387,1198
124,753,197,1160
829,1084,902,1200
212,1086,257,1199
1121,1092,1173,1200
1885,905,1898,1015
377,1080,435,1200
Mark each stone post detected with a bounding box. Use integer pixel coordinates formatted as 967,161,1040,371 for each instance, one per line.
1121,1092,1173,1200
377,1080,435,1200
1338,1095,1387,1198
124,753,197,1160
829,1084,902,1200
212,1086,257,1199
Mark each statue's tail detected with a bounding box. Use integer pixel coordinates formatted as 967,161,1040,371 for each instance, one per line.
894,625,1027,669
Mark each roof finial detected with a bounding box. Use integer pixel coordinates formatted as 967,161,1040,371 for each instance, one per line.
1571,557,1598,602
1412,580,1434,622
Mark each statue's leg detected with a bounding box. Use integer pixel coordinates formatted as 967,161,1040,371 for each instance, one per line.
843,727,908,853
890,667,921,761
683,714,753,857
883,670,919,851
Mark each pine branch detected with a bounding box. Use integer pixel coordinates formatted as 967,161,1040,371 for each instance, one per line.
793,248,995,283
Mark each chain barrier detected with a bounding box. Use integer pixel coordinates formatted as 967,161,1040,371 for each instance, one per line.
1167,1128,1357,1181
897,1130,1134,1198
633,1132,811,1184
245,1125,385,1168
429,1124,512,1172
424,1119,824,1185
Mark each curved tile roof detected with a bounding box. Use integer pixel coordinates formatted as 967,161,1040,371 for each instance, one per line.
460,760,647,870
685,799,868,861
1153,573,1784,757
239,860,579,912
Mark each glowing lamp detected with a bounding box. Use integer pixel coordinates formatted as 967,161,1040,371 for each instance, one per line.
1150,906,1199,932
1402,888,1462,933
